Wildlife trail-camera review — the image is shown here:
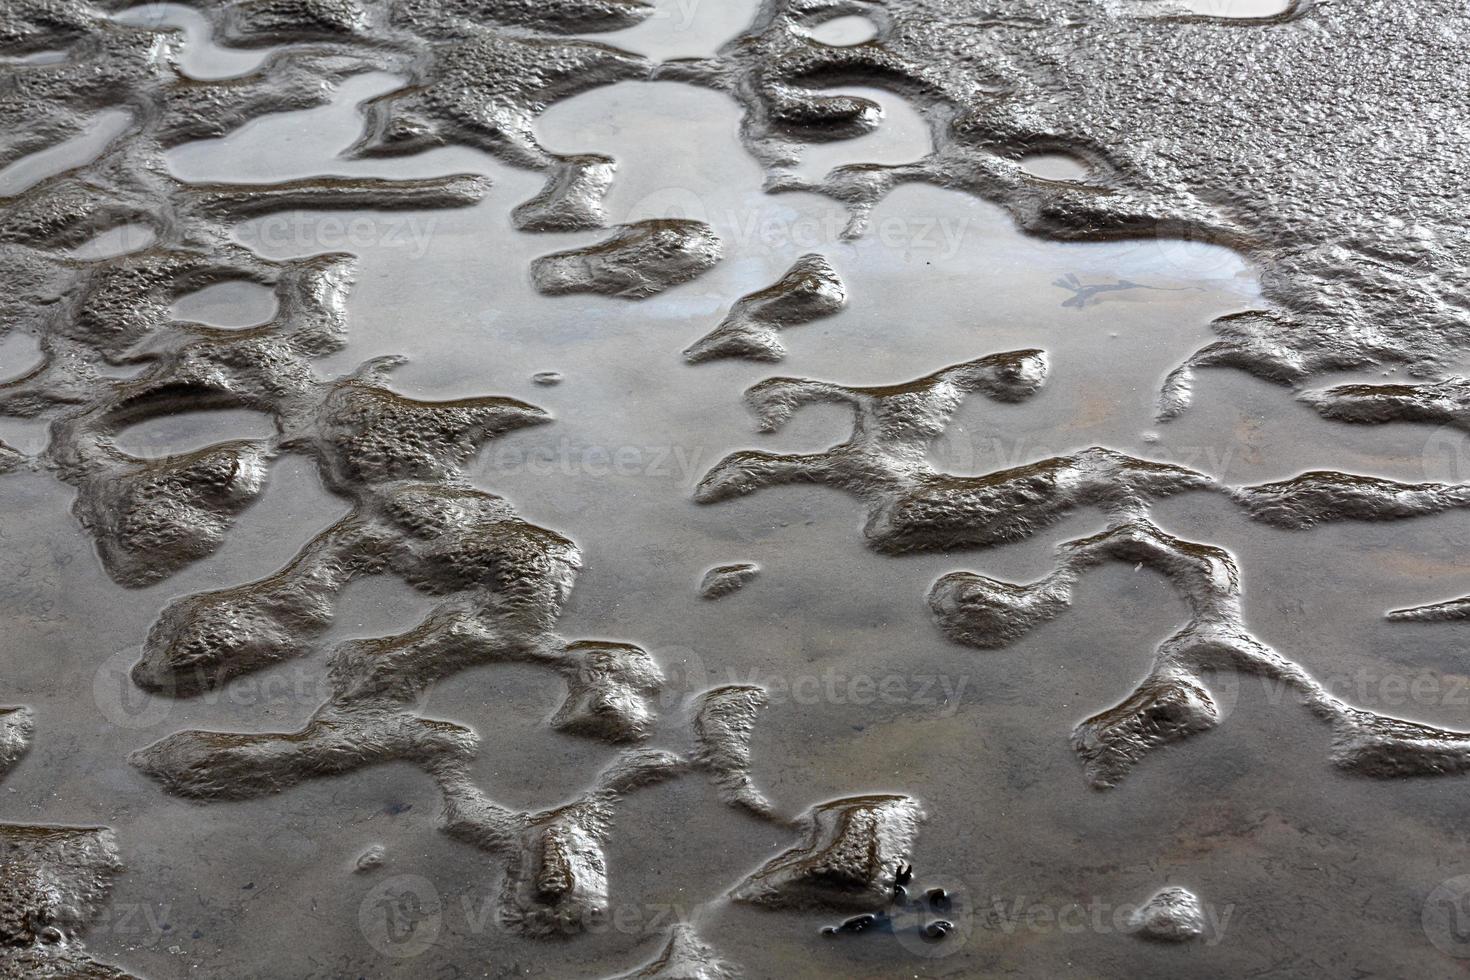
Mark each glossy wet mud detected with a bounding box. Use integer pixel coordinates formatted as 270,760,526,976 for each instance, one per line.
1,0,1469,977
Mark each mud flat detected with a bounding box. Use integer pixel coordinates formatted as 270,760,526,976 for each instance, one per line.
1,0,1469,977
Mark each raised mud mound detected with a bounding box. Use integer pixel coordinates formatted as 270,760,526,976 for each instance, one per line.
731,795,925,911
1128,886,1206,943
531,219,724,299
697,562,760,600
667,0,1470,422
700,353,1470,787
0,718,136,980
605,923,741,980
683,253,846,362
0,0,936,965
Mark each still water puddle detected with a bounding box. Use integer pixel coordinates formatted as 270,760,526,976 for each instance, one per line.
112,3,274,79
1177,0,1295,15
1019,152,1092,181
0,331,44,385
586,0,762,59
67,223,158,259
786,86,933,183
0,108,132,195
109,407,276,459
800,15,882,46
171,280,279,329
166,73,414,182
